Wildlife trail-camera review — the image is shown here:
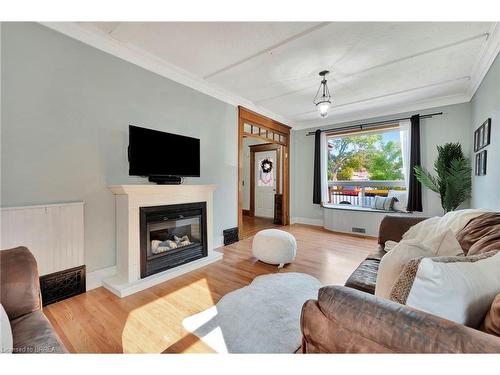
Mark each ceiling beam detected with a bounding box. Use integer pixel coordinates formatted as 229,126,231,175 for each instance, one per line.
108,22,144,41
254,32,489,104
202,22,330,80
341,32,489,79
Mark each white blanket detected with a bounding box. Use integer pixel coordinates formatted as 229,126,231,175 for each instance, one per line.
402,209,491,242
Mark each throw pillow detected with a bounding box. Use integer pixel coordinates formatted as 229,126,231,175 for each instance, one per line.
390,251,500,328
387,190,408,212
0,304,13,354
375,229,464,299
372,196,395,211
481,294,500,337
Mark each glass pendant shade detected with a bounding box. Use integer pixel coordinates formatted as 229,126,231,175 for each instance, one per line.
317,101,330,118
313,70,332,118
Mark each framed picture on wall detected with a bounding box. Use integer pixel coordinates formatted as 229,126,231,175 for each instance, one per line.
484,119,490,145
474,118,491,152
475,150,487,176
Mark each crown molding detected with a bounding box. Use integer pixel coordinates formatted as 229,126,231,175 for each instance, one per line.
39,22,499,130
39,22,296,127
466,22,500,99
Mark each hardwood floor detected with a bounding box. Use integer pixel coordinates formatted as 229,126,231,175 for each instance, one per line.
44,224,376,353
240,215,280,239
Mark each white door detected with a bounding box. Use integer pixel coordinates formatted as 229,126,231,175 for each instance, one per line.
254,150,276,218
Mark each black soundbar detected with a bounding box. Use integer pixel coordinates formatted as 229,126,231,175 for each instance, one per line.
148,176,183,185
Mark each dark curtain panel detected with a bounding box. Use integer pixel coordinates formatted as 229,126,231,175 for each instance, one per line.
313,129,322,204
407,114,423,212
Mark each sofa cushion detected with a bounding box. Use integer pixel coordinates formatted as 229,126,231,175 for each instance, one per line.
377,216,429,246
390,251,500,328
344,259,379,295
10,311,66,353
0,247,41,321
456,212,500,256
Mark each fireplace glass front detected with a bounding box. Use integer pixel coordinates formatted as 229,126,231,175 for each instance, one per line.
140,202,207,278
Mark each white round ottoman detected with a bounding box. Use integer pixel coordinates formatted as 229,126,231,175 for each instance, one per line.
252,229,297,268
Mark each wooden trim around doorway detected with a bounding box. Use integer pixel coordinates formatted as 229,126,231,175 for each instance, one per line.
249,143,282,217
238,107,291,237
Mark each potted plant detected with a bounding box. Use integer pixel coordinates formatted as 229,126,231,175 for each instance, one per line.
414,143,472,213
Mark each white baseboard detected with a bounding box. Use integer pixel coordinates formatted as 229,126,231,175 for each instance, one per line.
86,265,117,291
291,217,324,226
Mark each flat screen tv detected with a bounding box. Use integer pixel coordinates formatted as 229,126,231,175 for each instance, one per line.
128,125,200,183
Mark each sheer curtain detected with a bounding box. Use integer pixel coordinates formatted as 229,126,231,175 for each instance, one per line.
399,119,411,191
399,115,423,212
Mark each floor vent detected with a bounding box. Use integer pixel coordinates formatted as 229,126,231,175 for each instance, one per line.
40,265,86,306
352,227,366,234
223,227,239,246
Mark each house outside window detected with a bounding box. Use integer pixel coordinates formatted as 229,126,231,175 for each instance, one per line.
326,124,409,210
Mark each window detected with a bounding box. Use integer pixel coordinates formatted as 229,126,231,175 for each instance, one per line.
243,122,287,145
325,126,408,208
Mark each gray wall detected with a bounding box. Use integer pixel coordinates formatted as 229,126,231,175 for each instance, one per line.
1,23,238,272
290,102,472,221
470,54,500,210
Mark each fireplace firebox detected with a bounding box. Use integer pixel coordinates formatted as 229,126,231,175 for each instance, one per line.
140,202,207,278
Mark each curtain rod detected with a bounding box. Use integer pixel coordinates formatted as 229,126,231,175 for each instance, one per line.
305,112,443,136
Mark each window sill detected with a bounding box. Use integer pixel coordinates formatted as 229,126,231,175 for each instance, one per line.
321,203,408,214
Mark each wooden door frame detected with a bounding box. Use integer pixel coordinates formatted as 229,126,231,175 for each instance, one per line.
249,143,282,217
238,106,291,236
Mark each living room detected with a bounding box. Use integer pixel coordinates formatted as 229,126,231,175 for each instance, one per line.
1,1,500,372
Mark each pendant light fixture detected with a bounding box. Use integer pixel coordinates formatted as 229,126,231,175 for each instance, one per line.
313,70,332,118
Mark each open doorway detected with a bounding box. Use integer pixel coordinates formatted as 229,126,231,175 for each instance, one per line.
238,107,291,239
241,140,282,237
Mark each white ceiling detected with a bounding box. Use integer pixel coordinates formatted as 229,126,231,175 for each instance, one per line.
45,22,500,129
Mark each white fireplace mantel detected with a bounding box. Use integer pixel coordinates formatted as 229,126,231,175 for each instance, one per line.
103,184,222,297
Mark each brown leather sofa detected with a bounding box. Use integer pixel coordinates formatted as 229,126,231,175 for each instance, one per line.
0,246,66,353
300,216,500,353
